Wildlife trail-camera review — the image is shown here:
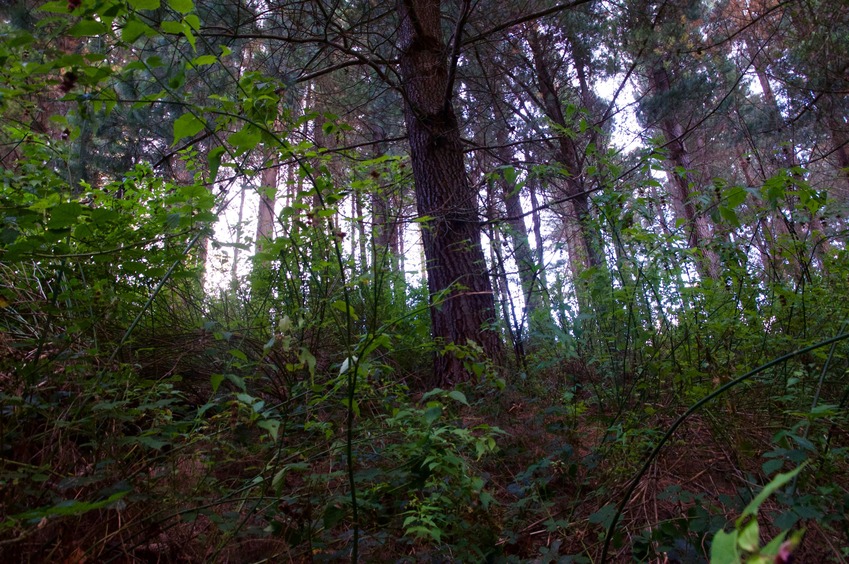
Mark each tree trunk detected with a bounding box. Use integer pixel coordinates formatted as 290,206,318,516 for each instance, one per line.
255,162,278,254
649,63,722,280
397,0,501,386
231,185,247,287
493,134,553,340
527,28,606,272
371,171,404,305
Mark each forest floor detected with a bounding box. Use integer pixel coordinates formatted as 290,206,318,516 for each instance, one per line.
2,328,848,562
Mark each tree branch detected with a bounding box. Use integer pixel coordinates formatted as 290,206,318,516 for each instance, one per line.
462,0,595,46
444,0,473,110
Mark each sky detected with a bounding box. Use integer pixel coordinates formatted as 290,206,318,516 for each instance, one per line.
203,63,646,330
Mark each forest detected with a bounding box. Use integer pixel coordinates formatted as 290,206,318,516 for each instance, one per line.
1,0,848,561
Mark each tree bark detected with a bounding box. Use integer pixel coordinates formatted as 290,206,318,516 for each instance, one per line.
649,63,722,280
492,131,553,340
527,28,606,273
255,161,278,254
397,0,501,386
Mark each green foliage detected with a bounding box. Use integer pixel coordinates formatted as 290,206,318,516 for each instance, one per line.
2,0,849,560
710,465,807,564
381,387,501,555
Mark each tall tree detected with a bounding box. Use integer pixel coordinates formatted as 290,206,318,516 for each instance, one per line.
463,42,554,344
526,25,607,275
397,0,502,384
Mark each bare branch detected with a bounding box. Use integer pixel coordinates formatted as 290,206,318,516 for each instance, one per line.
462,0,595,46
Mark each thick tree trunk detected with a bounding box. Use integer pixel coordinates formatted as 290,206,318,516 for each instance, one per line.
249,159,278,296
818,90,848,252
831,132,849,190
397,0,501,386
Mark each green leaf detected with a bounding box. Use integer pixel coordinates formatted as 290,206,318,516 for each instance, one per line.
183,25,197,49
236,392,256,407
447,390,469,406
424,406,442,425
190,54,217,66
135,435,169,450
710,529,741,564
724,185,747,207
739,463,806,525
208,146,225,180
172,113,204,145
406,525,441,542
588,503,616,528
227,125,261,155
69,20,108,37
737,518,759,552
501,165,518,187
322,504,346,529
38,1,69,13
760,530,790,557
339,356,357,376
421,388,444,401
272,468,286,494
225,373,246,392
184,14,200,31
299,347,316,377
228,348,248,362
1,228,20,245
47,202,83,229
121,19,154,43
343,398,360,417
210,373,225,393
128,0,160,9
257,419,280,440
169,0,193,13
330,299,359,321
168,69,185,89
761,458,784,476
0,491,129,533
160,20,184,34
719,206,739,227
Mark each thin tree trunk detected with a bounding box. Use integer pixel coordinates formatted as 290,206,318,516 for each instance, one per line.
527,28,606,273
231,185,247,286
745,35,829,273
354,190,368,269
527,177,548,291
493,135,553,339
649,63,721,280
490,221,525,369
255,162,278,254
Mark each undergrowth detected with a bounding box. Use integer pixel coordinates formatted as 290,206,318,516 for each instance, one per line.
3,260,849,561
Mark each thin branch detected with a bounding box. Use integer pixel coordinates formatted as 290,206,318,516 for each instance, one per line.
462,0,595,46
295,57,398,84
444,0,473,110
